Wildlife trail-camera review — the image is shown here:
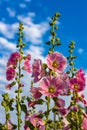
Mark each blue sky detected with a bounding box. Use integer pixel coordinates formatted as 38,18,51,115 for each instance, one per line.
0,0,87,124
0,0,87,69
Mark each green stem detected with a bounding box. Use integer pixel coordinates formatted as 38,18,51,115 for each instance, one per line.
17,61,21,130
75,110,79,129
47,97,50,120
46,97,50,130
52,24,55,50
5,113,8,130
54,112,57,130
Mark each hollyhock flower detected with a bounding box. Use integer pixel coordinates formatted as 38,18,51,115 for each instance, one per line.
70,77,85,92
59,73,70,95
73,106,78,112
7,52,21,68
70,69,86,92
81,117,87,130
6,67,16,81
46,52,67,73
24,111,45,130
62,117,70,130
7,120,13,130
28,101,37,107
22,54,32,73
82,99,87,106
5,81,16,89
63,125,71,130
24,125,30,130
76,93,87,106
56,98,65,108
68,105,78,112
19,83,24,87
30,87,42,99
5,83,13,90
39,76,69,98
76,68,85,81
32,59,45,82
59,108,68,115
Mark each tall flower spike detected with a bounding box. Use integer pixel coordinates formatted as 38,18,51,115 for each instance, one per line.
46,12,61,53
67,41,77,77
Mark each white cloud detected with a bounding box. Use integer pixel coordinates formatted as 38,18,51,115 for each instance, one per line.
0,58,7,67
26,45,46,62
6,7,16,17
17,13,49,44
0,22,18,39
0,13,49,44
78,48,84,54
24,22,49,44
17,12,35,25
0,75,7,83
19,3,26,8
0,37,16,50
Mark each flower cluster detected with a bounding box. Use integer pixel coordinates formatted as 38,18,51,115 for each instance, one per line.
6,52,21,81
0,14,87,130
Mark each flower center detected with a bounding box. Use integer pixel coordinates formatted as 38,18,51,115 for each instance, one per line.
48,86,56,93
74,83,79,90
52,61,59,68
33,118,38,123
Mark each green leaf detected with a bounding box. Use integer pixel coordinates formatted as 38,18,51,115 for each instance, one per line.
37,99,44,104
46,41,51,45
21,104,27,113
55,12,61,17
25,121,35,130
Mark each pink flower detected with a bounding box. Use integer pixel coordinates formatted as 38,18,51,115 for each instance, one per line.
7,52,21,68
5,81,16,89
39,76,69,97
70,69,86,92
7,120,14,130
23,54,32,73
76,68,85,81
46,52,67,73
19,83,24,87
59,73,70,95
6,67,16,81
24,111,45,130
24,125,30,130
28,101,37,107
82,99,87,106
82,117,87,130
59,108,68,115
6,84,13,89
30,87,42,99
56,98,65,108
63,125,70,130
32,59,45,82
70,77,85,92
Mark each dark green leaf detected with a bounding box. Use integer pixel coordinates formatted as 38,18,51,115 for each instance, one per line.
21,104,27,113
25,121,35,130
